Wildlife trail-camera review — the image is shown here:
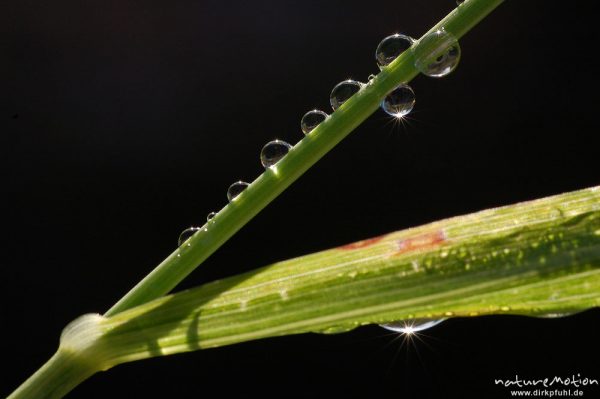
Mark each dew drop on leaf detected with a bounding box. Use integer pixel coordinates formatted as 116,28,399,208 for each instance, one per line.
300,109,328,135
380,318,445,334
375,33,415,70
381,84,415,118
330,80,363,111
260,140,292,168
413,29,461,78
227,181,250,202
178,226,201,246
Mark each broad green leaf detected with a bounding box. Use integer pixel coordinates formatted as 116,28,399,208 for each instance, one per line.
81,185,600,368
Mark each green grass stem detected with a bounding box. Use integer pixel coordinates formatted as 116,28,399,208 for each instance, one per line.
105,0,506,317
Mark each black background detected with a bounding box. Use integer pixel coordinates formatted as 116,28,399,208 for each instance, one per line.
3,0,600,398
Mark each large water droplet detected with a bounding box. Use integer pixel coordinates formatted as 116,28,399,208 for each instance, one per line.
207,212,216,221
227,181,249,202
381,84,415,117
301,109,328,135
260,140,292,168
380,318,445,334
375,33,415,70
178,226,201,246
330,80,363,111
413,29,461,78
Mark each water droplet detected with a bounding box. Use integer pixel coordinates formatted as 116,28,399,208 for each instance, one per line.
260,139,292,168
207,212,216,221
549,208,563,219
300,109,328,135
178,226,201,246
380,318,445,334
456,0,464,5
536,311,576,319
330,80,363,111
315,322,359,335
227,181,249,202
411,260,420,272
413,29,461,78
381,84,415,118
375,33,415,70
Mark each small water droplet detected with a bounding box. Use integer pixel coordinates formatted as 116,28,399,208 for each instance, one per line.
315,322,359,335
300,109,328,135
413,29,461,78
260,139,292,168
456,0,464,5
375,33,415,70
207,212,217,221
227,181,250,202
330,80,363,111
411,260,420,271
381,84,415,118
178,226,201,246
536,311,576,319
380,318,445,334
500,306,511,312
549,208,563,219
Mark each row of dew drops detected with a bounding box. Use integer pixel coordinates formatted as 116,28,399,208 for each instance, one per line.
178,26,463,335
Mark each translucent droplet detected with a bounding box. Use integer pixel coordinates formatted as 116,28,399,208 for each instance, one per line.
330,80,363,111
380,318,445,334
375,33,415,70
314,322,359,335
300,109,328,135
456,0,464,4
413,29,461,78
178,226,200,246
381,84,415,117
227,181,249,202
260,139,292,168
536,311,576,319
207,212,216,221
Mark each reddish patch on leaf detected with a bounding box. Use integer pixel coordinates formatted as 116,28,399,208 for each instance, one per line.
394,230,447,255
339,235,387,250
